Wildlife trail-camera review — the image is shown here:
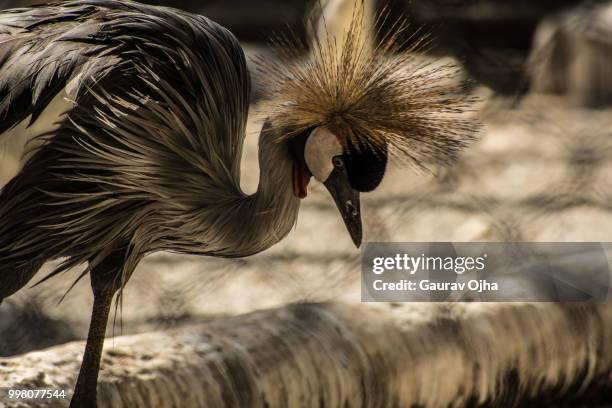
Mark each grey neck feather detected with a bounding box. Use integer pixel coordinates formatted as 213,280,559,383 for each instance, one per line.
240,133,301,255
197,129,301,258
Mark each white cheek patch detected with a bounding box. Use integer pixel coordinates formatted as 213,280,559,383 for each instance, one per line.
304,127,343,182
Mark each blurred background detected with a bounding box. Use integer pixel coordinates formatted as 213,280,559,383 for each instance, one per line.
2,0,612,406
0,0,589,92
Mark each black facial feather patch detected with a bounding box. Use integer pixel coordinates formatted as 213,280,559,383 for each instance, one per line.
343,139,388,192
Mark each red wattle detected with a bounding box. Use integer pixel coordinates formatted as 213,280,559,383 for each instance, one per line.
293,160,311,199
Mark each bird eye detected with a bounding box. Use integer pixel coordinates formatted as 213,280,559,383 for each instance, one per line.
332,156,344,168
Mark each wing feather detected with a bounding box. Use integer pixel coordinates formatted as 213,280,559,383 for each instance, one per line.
0,0,252,284
0,2,110,134
0,0,249,176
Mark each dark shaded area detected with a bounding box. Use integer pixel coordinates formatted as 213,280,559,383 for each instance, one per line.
0,0,310,42
0,0,581,46
0,298,77,356
142,0,309,42
0,0,590,94
382,0,583,95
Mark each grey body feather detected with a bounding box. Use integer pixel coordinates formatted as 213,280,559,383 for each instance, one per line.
0,0,300,298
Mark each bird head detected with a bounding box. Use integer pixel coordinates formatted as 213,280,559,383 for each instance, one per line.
257,5,480,248
287,125,388,247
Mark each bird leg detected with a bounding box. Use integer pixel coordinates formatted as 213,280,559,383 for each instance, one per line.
70,254,123,408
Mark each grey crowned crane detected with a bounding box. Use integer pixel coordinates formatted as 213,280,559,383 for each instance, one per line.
0,0,477,406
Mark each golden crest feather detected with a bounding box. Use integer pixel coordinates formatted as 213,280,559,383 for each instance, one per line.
255,2,481,170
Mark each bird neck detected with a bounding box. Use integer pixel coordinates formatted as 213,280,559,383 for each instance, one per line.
229,133,300,257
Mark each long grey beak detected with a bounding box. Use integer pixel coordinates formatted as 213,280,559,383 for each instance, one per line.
324,167,362,248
